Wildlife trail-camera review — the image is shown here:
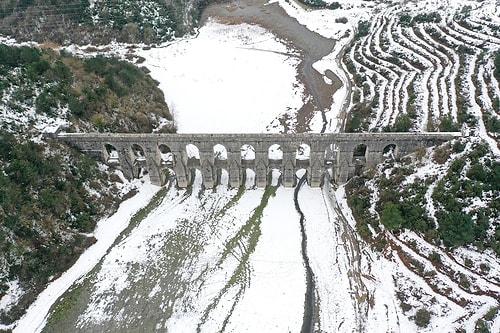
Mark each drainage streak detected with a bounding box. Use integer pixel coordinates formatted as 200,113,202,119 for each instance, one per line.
294,175,316,333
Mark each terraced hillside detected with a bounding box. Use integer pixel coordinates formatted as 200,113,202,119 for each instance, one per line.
340,1,500,331
343,0,500,140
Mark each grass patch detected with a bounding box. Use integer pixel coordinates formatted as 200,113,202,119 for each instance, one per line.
199,186,278,331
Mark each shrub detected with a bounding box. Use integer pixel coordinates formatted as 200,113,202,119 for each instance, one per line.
474,319,489,333
439,116,460,132
380,202,404,230
393,113,412,132
357,21,371,37
429,251,442,266
433,144,451,164
437,211,475,248
467,164,487,182
399,13,413,26
484,306,498,321
414,12,441,24
495,51,500,80
414,308,431,327
453,140,466,153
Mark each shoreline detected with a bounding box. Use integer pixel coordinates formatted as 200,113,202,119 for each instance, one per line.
201,0,342,132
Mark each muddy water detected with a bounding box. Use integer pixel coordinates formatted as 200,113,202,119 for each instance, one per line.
201,0,340,133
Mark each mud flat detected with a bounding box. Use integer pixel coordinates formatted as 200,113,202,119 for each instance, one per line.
201,0,342,132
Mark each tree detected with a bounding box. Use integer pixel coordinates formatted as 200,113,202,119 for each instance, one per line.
437,211,475,247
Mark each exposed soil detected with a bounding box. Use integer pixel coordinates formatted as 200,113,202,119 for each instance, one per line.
201,0,342,133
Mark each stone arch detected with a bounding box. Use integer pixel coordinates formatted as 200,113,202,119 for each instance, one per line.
268,144,283,169
104,143,119,165
186,144,201,167
213,144,228,166
352,143,367,163
159,144,174,166
131,144,146,162
213,144,228,187
324,143,339,166
295,143,311,168
352,143,367,177
241,144,255,167
130,144,147,178
185,144,201,186
383,143,397,159
241,144,256,187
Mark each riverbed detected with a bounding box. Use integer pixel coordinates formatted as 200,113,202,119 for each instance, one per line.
201,0,342,132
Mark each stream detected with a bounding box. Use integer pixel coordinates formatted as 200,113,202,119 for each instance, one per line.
294,174,316,333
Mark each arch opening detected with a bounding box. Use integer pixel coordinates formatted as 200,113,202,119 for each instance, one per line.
214,144,228,166
132,144,146,165
295,143,310,168
268,144,282,185
383,144,397,159
241,144,255,167
186,144,201,167
104,144,119,165
214,144,228,160
241,144,256,187
131,144,147,178
268,144,283,168
213,144,228,187
352,144,367,163
352,143,367,177
159,144,174,166
324,143,338,166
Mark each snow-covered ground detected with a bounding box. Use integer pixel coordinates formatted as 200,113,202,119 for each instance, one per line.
137,22,304,133
4,0,500,332
8,178,159,333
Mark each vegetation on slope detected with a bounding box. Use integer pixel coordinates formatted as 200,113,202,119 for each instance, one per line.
0,44,175,325
296,0,341,10
346,141,500,254
343,3,500,259
0,0,209,45
0,130,122,325
0,44,174,133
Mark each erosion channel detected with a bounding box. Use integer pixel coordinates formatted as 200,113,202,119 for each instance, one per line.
294,174,317,333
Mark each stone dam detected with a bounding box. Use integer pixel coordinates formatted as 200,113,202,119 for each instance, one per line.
49,132,461,188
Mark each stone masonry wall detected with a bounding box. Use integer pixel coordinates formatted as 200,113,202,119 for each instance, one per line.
52,132,461,188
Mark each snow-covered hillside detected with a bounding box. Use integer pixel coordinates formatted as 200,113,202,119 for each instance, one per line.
2,0,500,332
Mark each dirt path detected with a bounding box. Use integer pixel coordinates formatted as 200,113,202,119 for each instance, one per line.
201,0,342,132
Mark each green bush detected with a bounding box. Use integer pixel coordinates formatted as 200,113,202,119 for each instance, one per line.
414,12,441,24
437,211,475,248
399,13,413,27
357,21,371,37
393,113,412,132
296,0,341,9
474,319,489,333
380,202,404,230
439,116,460,132
414,308,431,327
494,51,500,80
467,164,488,182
